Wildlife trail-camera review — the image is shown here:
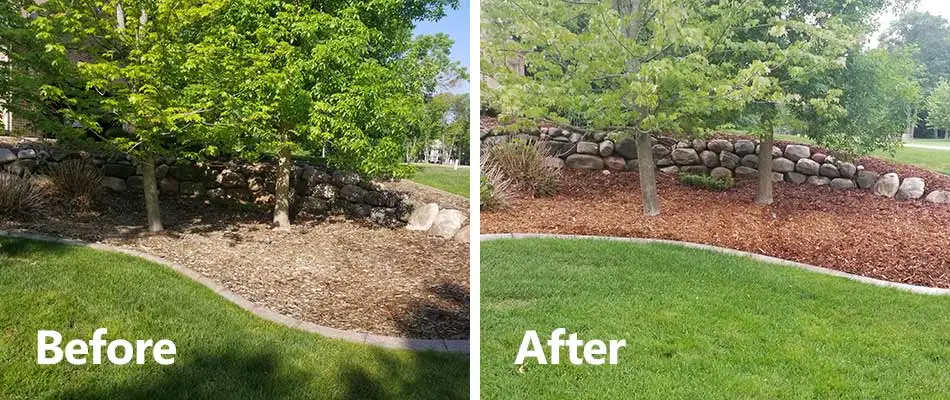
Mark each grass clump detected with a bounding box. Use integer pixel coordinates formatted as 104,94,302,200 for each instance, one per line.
480,160,515,211
46,159,102,210
0,173,49,215
483,139,559,197
680,173,733,191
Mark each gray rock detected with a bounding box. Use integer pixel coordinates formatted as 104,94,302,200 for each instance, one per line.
614,137,637,159
453,225,470,243
126,176,144,191
604,156,627,171
368,207,403,227
838,162,856,179
569,132,583,143
784,144,811,162
312,183,338,200
672,148,700,165
830,178,855,190
179,182,204,197
735,166,757,178
795,158,820,175
16,149,36,159
341,200,371,219
680,165,711,175
102,176,127,192
625,159,640,171
577,141,599,155
692,139,707,152
656,158,674,167
925,190,950,204
547,127,564,137
331,170,360,186
772,172,784,183
811,153,827,163
159,178,179,194
700,150,720,168
364,191,402,208
771,146,783,158
296,197,330,217
0,148,15,163
720,151,740,169
856,171,879,189
483,136,509,147
542,156,565,170
565,154,604,170
786,172,807,184
598,140,615,157
711,167,732,180
216,169,247,188
155,164,169,179
707,139,733,153
807,176,830,186
659,166,680,174
740,154,759,169
652,144,671,160
895,177,925,200
734,140,755,156
406,203,440,231
428,208,465,239
872,173,900,198
772,157,795,173
591,132,608,142
819,163,840,178
339,184,367,203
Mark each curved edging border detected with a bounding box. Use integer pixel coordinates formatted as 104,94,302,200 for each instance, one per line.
0,231,469,354
481,233,950,296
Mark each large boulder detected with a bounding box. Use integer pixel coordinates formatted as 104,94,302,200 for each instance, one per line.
735,166,757,178
542,156,565,170
711,167,732,180
895,177,925,200
872,173,900,198
699,150,720,168
565,154,605,170
101,176,127,192
652,144,671,160
0,148,15,163
707,139,733,153
16,149,36,159
599,141,615,157
830,178,855,190
680,165,711,175
406,203,440,231
838,162,857,179
576,141,599,155
719,151,740,169
453,225,470,243
856,170,879,189
772,157,795,173
614,137,637,159
925,190,950,204
795,158,820,175
734,140,755,156
811,153,827,164
740,154,759,169
312,183,337,200
331,170,360,186
604,156,627,171
807,176,830,186
786,172,807,184
784,144,811,162
428,208,465,239
216,169,247,188
339,184,367,203
672,148,700,165
692,139,707,152
818,163,840,178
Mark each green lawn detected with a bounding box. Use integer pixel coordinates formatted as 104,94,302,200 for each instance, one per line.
872,147,950,175
408,163,470,197
0,237,468,399
907,138,950,148
482,238,950,399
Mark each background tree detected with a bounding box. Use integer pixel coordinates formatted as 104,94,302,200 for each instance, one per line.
925,79,950,139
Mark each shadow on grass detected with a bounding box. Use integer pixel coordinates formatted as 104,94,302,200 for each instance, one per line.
0,236,74,258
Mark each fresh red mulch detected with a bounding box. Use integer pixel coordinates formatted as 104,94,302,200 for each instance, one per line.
483,170,950,288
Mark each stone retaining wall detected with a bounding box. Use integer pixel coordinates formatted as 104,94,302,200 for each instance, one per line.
480,127,950,204
0,142,414,226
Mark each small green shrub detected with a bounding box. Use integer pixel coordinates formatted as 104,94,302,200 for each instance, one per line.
680,173,734,191
46,160,102,209
480,161,515,210
0,173,49,215
484,139,560,197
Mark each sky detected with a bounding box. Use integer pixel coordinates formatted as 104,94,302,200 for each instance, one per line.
413,0,471,93
871,0,950,47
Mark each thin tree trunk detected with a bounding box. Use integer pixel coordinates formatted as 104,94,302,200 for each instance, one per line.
755,131,775,205
141,153,163,232
272,144,292,229
635,132,659,216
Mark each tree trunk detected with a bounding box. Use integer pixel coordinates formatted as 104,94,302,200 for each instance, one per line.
755,132,775,205
272,144,292,229
141,153,163,232
635,132,659,216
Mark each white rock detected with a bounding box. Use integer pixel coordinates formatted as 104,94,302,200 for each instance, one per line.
406,203,440,231
429,209,465,239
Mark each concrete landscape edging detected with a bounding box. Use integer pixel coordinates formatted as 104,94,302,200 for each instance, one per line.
481,233,950,296
0,231,469,354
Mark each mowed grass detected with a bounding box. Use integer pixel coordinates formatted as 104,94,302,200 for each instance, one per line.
481,238,950,399
872,147,950,175
0,238,468,400
408,163,470,197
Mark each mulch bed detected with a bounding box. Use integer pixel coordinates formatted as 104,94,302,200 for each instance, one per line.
2,194,469,339
483,169,950,288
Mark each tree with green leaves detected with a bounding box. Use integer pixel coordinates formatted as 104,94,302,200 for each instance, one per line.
206,0,460,228
26,0,229,232
925,79,950,139
482,0,770,216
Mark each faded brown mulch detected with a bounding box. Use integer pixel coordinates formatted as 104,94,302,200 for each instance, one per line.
2,195,469,339
482,169,950,288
